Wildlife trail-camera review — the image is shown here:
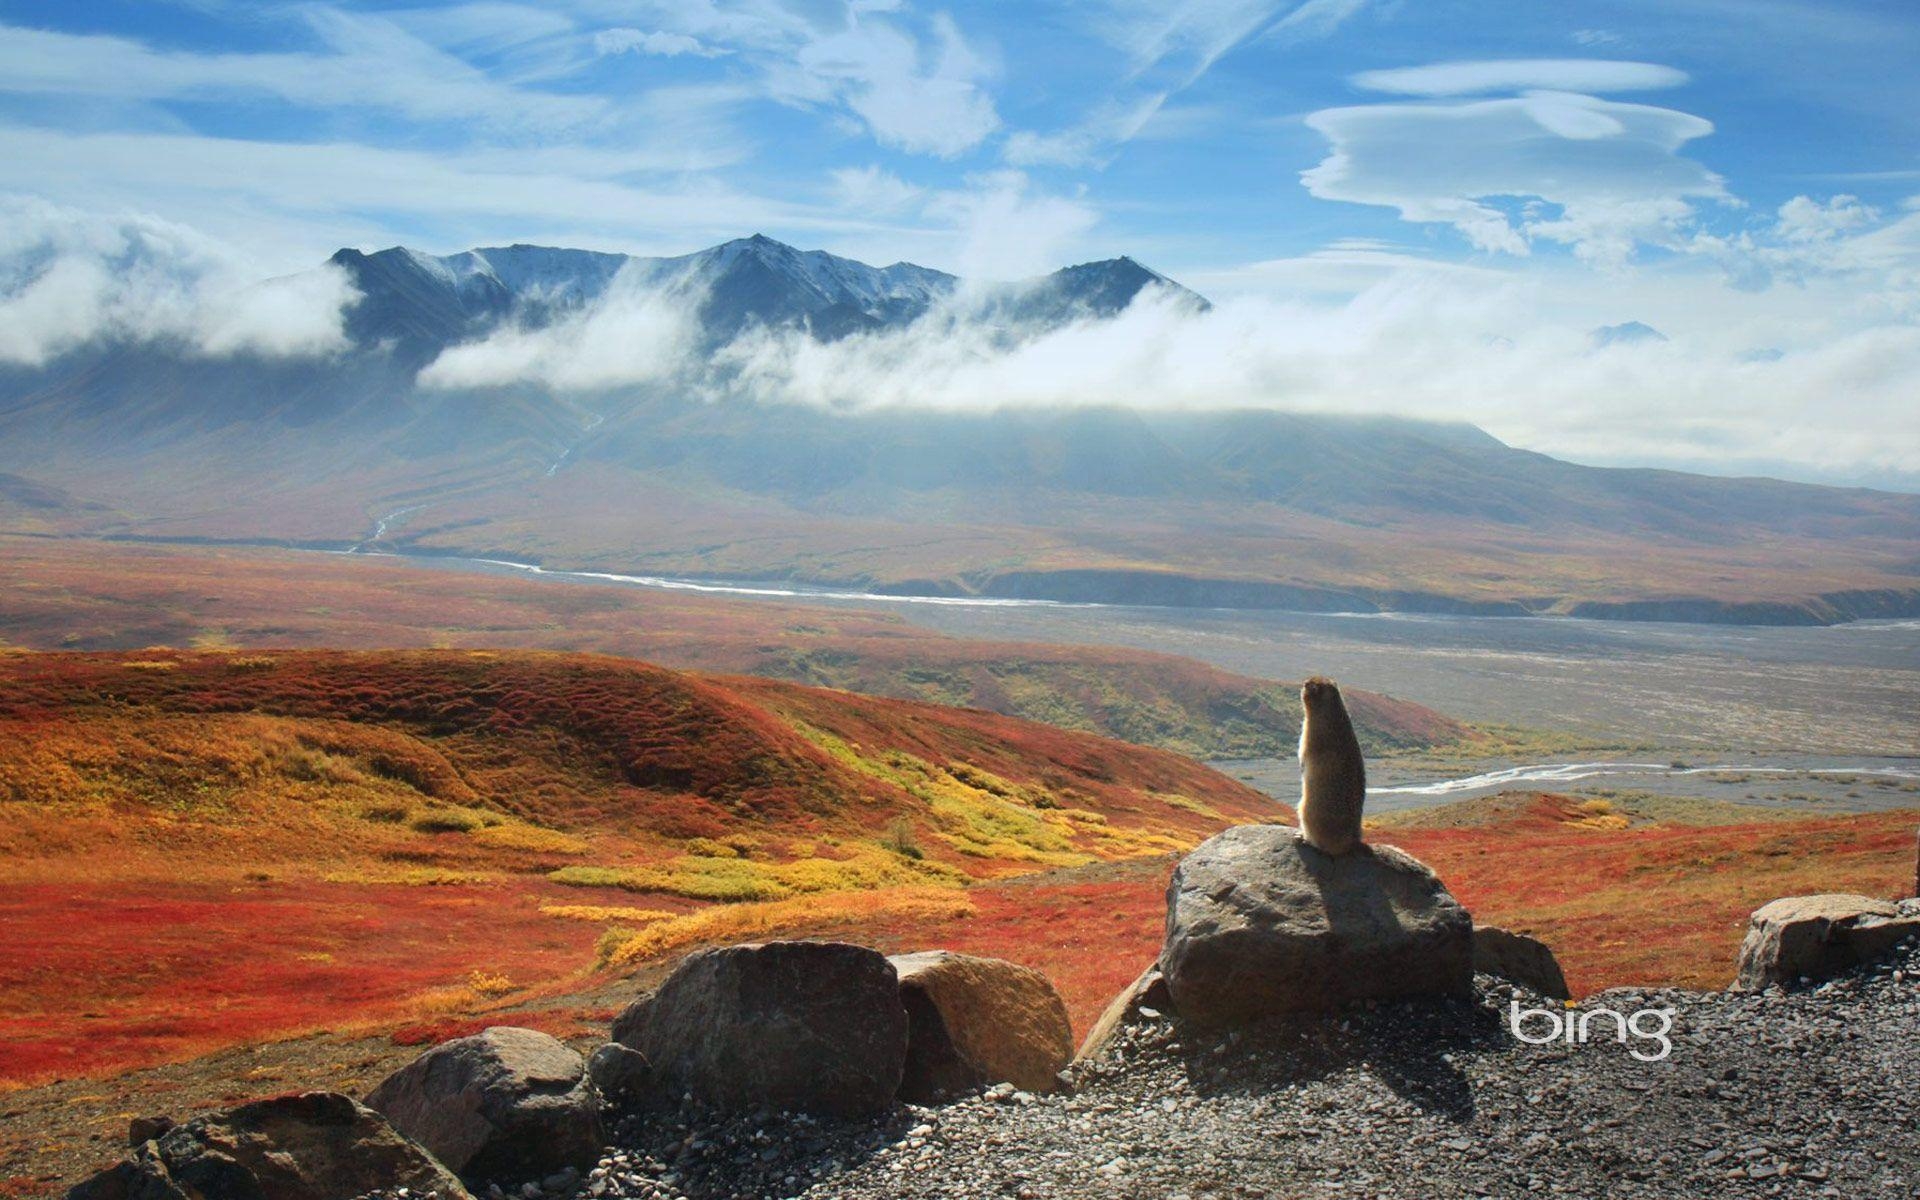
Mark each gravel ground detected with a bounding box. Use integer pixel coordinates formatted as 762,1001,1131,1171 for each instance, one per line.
573,938,1920,1200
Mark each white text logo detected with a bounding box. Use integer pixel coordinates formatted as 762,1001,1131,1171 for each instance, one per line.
1508,1000,1674,1062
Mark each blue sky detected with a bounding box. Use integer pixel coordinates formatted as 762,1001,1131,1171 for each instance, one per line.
1,1,1918,485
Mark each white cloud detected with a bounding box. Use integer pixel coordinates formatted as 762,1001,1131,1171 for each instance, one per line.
593,28,727,58
787,12,999,157
1774,193,1878,243
1693,193,1920,312
703,260,1920,482
1352,59,1687,96
923,172,1100,280
419,264,701,391
1184,242,1508,298
1572,29,1623,48
1302,91,1726,264
603,2,1001,158
831,165,924,214
0,197,357,365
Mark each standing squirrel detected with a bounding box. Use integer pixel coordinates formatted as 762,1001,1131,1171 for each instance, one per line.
1297,676,1365,855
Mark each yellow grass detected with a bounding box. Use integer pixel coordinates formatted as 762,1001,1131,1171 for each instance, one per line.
550,843,967,901
598,886,977,967
539,904,680,923
472,824,591,854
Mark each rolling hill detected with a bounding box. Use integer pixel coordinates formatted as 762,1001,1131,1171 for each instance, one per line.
0,646,1275,1087
1,235,1915,624
0,537,1467,758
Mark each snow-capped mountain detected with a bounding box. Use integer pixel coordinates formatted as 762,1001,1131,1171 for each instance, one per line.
328,235,1201,365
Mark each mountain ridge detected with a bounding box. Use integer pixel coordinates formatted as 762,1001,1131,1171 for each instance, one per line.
323,234,1200,362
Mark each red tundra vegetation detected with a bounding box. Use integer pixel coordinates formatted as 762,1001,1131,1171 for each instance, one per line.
0,647,1272,1089
1,648,1911,1097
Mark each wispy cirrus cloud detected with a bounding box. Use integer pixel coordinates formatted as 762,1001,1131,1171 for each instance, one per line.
1003,0,1370,169
0,9,605,133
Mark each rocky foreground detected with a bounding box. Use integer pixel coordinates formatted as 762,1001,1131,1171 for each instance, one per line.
71,825,1920,1200
579,946,1920,1200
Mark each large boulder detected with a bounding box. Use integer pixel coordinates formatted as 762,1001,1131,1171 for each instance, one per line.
67,1092,470,1200
1072,962,1170,1065
888,951,1073,1101
612,941,908,1118
365,1026,602,1186
1161,824,1473,1027
1733,893,1920,991
1474,925,1571,1000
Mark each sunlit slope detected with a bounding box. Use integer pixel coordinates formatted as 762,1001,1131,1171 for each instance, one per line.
0,646,1277,1085
0,648,1277,882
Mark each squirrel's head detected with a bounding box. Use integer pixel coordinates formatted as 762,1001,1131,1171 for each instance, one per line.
1301,676,1342,710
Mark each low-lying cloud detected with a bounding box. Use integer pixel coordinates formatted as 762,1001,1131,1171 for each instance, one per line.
418,262,702,392
407,207,1920,489
710,279,1919,484
0,197,358,366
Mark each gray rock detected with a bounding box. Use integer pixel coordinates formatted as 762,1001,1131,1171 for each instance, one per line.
366,1026,603,1186
889,950,1073,1101
587,1042,653,1109
67,1092,470,1200
1732,894,1920,990
67,1144,185,1200
1072,963,1170,1065
126,1117,175,1148
1474,925,1572,1000
1160,824,1473,1026
612,940,908,1118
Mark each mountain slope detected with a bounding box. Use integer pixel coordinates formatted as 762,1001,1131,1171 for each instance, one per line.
2,234,1917,624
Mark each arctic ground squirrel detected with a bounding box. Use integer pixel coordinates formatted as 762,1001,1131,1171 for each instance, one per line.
1297,676,1365,856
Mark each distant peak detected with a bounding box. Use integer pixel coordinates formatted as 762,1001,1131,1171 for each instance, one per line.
1062,255,1163,279
1592,320,1668,347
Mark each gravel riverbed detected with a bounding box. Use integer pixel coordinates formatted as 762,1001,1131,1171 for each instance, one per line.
571,940,1920,1200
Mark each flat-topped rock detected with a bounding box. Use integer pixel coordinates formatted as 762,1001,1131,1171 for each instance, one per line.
1733,893,1920,991
1161,824,1472,1026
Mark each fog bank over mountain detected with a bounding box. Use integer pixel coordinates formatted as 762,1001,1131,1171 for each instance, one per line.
1,204,1916,491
